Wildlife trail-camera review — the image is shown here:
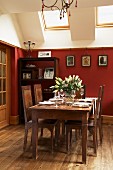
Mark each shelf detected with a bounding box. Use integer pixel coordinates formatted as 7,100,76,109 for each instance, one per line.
18,57,59,123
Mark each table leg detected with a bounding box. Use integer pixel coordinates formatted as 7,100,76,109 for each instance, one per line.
32,113,38,159
82,119,88,164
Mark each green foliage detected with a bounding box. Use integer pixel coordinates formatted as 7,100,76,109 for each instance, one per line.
50,75,83,94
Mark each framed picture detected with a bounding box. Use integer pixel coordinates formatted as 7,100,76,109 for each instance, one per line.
44,67,54,79
66,56,75,67
98,55,108,66
82,55,91,67
38,51,51,58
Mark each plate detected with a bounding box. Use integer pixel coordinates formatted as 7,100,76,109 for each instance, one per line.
78,99,92,103
72,104,89,108
39,101,55,105
49,98,63,102
72,102,90,108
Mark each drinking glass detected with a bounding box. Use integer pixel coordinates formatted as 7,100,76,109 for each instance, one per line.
71,90,76,103
60,90,65,99
54,91,59,107
80,88,84,98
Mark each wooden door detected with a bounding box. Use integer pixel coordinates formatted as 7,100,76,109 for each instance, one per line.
0,47,11,128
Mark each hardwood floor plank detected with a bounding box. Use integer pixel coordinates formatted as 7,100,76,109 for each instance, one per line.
0,125,112,170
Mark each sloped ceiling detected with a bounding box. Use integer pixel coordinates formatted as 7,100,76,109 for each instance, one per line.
0,0,113,46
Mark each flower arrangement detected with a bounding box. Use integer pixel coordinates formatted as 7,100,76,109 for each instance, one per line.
50,75,83,95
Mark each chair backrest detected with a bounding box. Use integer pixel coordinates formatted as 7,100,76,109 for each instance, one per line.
21,85,33,123
97,85,104,118
34,84,43,104
76,85,86,99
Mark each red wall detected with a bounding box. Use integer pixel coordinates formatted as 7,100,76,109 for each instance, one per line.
11,47,113,117
36,48,113,116
11,47,24,116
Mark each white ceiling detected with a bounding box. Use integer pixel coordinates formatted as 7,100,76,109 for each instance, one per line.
0,0,113,48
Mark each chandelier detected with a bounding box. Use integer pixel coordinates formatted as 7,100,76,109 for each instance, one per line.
42,0,77,19
23,40,35,58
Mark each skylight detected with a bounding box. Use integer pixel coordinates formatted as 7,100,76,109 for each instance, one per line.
41,10,69,30
97,5,113,27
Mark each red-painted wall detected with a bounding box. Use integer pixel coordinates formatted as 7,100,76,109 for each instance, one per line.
11,47,113,117
11,47,24,116
36,48,113,116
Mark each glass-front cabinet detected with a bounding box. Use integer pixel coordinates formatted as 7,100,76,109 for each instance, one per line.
18,57,59,123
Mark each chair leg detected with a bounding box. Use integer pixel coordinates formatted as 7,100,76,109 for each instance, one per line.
51,130,54,153
98,119,103,144
61,120,65,137
55,122,60,145
23,128,28,151
66,127,70,153
40,128,43,137
70,130,72,147
93,127,97,155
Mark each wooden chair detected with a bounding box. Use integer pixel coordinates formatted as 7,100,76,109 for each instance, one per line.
21,85,33,151
33,84,59,152
61,85,86,137
76,85,86,99
89,85,104,144
21,85,58,153
65,87,102,155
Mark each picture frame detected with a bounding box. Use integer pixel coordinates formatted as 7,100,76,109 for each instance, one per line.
38,51,51,58
81,55,91,67
44,67,54,79
98,55,108,66
22,73,31,79
66,56,75,67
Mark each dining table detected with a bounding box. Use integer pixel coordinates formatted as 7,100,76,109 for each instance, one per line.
29,100,93,164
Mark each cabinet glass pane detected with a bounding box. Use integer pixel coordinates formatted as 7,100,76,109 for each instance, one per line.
3,92,6,105
0,93,2,105
0,79,2,91
0,65,2,77
3,65,6,77
3,79,6,91
2,51,6,64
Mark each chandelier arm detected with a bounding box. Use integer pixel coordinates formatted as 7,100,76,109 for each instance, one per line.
42,0,59,8
51,6,60,11
42,0,76,19
62,0,74,6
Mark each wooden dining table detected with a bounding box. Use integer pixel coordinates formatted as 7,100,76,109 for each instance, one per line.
29,103,93,164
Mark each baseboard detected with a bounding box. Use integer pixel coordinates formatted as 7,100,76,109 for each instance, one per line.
10,115,19,125
9,115,113,125
102,115,113,124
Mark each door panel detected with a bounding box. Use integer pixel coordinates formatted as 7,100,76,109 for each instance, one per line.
0,47,10,128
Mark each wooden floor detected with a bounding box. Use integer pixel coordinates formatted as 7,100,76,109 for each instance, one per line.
0,124,113,170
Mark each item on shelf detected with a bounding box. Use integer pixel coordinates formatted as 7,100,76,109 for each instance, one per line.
18,57,59,123
44,67,54,79
44,88,53,92
22,73,31,79
38,68,43,79
26,64,36,68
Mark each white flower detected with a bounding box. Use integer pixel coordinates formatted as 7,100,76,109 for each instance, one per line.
50,75,83,94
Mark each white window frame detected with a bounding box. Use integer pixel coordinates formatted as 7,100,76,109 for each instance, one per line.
41,10,70,30
96,5,113,27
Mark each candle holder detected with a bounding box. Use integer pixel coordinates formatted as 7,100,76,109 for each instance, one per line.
23,40,35,58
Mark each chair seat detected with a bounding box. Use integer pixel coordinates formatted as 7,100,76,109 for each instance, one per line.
38,119,58,124
65,120,81,125
38,119,58,128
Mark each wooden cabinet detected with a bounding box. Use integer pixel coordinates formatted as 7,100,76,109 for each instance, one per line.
18,57,59,123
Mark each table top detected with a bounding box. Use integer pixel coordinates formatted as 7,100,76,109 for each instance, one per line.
30,103,92,112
